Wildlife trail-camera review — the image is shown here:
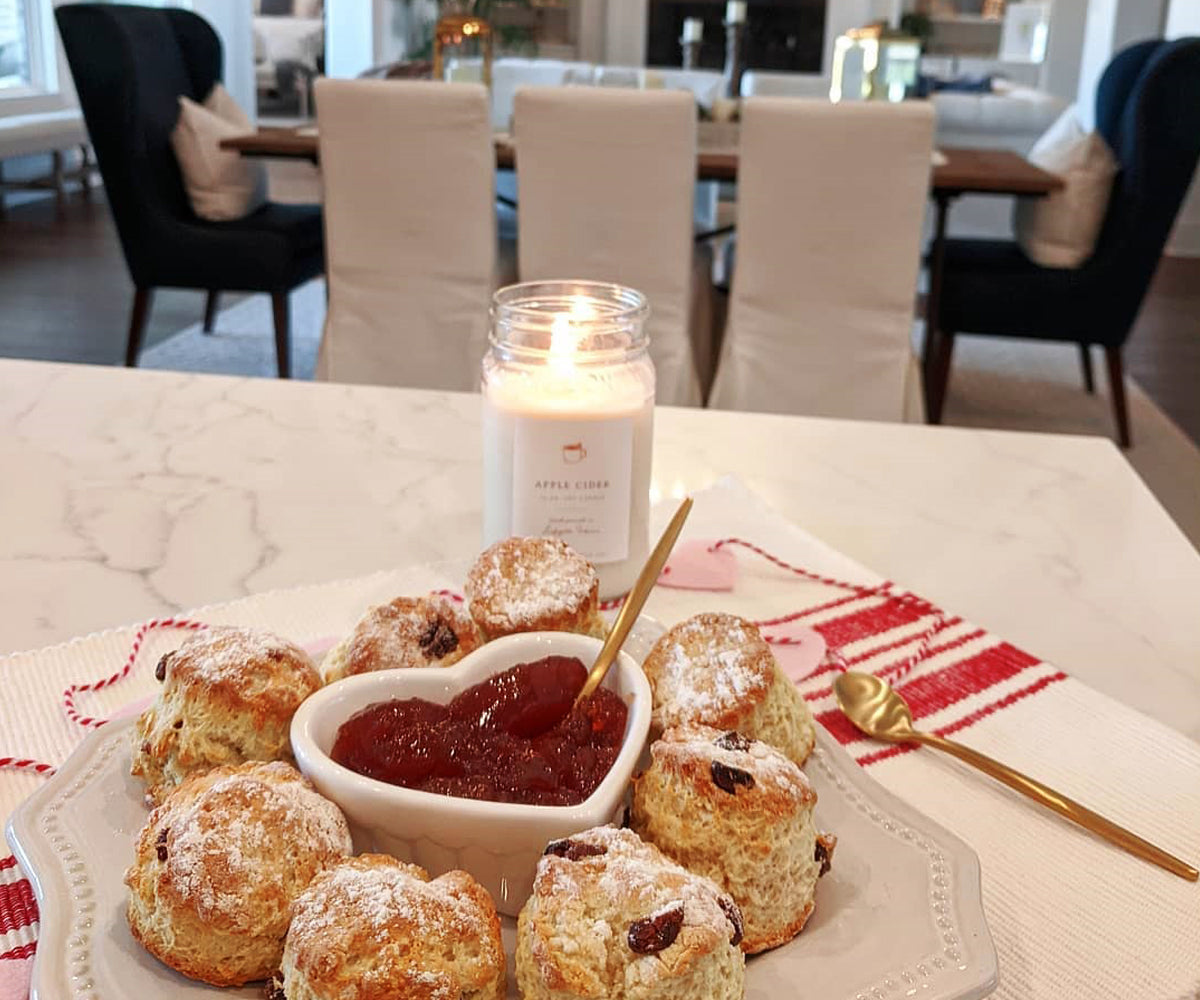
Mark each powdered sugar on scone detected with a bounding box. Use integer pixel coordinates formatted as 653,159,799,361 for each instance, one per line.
643,614,774,729
653,725,814,802
322,594,482,682
465,537,603,639
282,855,506,1000
520,825,744,998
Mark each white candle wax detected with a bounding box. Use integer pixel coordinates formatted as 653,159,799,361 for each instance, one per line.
682,17,704,42
726,0,747,23
482,310,654,600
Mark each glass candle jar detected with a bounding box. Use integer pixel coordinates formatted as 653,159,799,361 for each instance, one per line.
482,281,655,600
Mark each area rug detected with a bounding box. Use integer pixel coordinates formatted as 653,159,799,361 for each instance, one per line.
141,287,1200,552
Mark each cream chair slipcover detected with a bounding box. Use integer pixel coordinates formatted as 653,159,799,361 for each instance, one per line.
314,79,495,391
708,98,933,421
514,86,703,406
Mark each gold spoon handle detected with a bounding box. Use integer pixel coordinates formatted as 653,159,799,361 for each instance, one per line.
574,496,694,706
914,731,1198,882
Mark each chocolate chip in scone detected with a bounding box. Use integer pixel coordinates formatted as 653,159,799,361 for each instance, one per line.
154,653,172,682
815,833,836,877
155,827,169,862
418,619,459,660
140,741,151,755
714,730,752,753
628,902,684,954
544,838,606,861
710,760,755,794
717,896,743,946
173,719,183,729
264,973,287,1000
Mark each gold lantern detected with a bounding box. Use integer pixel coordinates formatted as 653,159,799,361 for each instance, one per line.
432,1,494,87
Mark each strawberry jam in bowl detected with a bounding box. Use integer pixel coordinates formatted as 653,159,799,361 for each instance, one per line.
290,630,654,915
330,655,628,806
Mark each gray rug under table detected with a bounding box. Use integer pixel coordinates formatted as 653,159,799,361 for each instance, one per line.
139,282,1200,553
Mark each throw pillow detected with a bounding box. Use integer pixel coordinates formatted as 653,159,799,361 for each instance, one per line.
1014,107,1117,268
170,83,268,222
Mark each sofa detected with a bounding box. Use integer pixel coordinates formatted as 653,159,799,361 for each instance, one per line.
931,80,1067,237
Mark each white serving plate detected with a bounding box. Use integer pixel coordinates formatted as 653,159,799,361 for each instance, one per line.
7,617,998,1000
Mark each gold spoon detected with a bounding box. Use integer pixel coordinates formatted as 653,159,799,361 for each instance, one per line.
574,496,693,706
833,670,1198,882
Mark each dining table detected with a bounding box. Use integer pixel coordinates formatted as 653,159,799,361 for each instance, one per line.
221,122,1063,422
1,358,1197,999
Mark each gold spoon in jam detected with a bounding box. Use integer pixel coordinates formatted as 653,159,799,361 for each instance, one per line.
574,496,693,706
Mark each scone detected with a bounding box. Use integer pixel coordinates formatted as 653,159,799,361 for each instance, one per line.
641,613,816,766
125,760,352,986
131,625,321,804
322,594,484,683
276,854,505,1000
516,826,745,1000
465,536,606,640
631,726,836,953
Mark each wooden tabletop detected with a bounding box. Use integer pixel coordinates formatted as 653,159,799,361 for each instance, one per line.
221,128,1062,197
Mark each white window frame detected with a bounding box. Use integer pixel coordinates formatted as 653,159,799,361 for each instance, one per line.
1,0,74,116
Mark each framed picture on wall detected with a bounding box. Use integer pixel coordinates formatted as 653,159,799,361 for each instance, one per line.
999,1,1051,63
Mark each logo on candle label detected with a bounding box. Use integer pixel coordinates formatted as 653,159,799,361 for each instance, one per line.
513,417,633,563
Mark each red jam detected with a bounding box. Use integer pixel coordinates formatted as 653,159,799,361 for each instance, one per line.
330,655,629,806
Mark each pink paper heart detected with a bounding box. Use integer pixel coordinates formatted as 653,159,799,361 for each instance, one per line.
658,540,738,591
763,621,828,682
0,957,33,1000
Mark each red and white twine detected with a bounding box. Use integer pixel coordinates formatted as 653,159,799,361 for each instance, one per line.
2,617,209,777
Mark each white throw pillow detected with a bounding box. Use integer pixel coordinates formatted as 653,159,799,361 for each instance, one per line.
1014,107,1117,268
170,83,268,222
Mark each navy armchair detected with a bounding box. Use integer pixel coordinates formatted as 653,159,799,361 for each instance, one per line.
927,38,1200,446
56,4,324,377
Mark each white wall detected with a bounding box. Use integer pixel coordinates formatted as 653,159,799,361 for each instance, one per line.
1076,0,1167,127
1165,0,1200,36
1166,0,1200,256
327,0,374,77
192,0,256,119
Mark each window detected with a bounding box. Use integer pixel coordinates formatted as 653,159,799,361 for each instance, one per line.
0,0,31,90
0,0,59,101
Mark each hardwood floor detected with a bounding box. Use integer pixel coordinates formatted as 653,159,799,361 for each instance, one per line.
2,187,1199,449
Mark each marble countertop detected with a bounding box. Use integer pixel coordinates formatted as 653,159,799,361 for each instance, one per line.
3,359,1198,742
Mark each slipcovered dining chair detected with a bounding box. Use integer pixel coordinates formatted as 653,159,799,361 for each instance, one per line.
709,98,934,419
314,79,495,389
928,38,1200,446
515,86,704,406
56,3,324,377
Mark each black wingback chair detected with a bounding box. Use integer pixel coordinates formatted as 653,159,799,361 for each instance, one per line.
56,3,324,377
928,38,1200,446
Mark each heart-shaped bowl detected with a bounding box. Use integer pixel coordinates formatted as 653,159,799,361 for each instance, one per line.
290,631,652,915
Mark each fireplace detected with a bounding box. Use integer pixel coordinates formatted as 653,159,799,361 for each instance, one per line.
646,0,826,72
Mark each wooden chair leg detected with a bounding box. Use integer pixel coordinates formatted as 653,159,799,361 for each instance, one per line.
1104,346,1132,448
925,330,956,425
203,291,220,333
52,150,66,212
126,287,154,367
1078,343,1095,393
271,291,291,379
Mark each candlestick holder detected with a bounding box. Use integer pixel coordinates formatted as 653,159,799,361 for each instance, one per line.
681,37,701,69
481,281,655,599
723,17,746,98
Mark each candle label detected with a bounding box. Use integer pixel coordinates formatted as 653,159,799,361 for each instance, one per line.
512,416,633,563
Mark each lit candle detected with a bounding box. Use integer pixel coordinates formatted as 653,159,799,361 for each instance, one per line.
726,0,746,23
482,282,655,599
682,17,704,42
